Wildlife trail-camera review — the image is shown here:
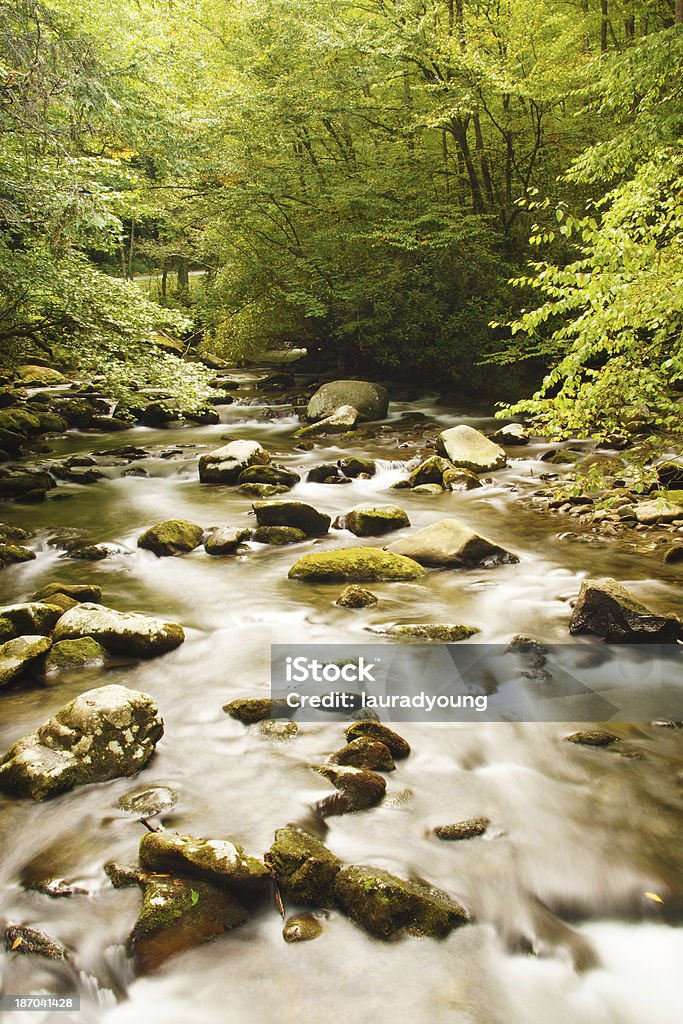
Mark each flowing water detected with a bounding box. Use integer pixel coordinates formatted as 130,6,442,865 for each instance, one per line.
0,373,681,1024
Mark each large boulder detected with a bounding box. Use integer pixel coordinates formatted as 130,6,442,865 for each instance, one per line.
296,405,360,437
334,866,470,939
408,456,454,488
199,440,270,484
490,423,529,446
0,468,55,502
338,505,410,537
253,500,330,537
139,832,269,893
44,638,108,674
632,498,683,524
0,685,163,800
436,424,506,472
569,577,681,643
288,547,425,582
204,527,250,556
0,635,52,688
32,581,102,603
52,603,185,658
15,365,68,387
238,464,300,488
137,519,204,556
269,826,342,906
386,518,518,568
0,543,36,568
306,381,389,423
0,602,62,635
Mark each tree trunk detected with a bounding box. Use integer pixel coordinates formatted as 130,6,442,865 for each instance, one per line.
176,257,189,297
676,0,683,25
601,0,608,51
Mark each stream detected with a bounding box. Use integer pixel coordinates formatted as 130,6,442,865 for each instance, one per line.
0,370,681,1024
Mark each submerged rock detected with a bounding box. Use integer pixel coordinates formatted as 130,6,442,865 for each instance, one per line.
118,784,178,818
334,865,470,939
52,603,185,657
345,721,411,758
252,525,307,545
199,439,270,484
434,818,490,840
313,763,386,816
139,832,269,893
436,424,506,473
32,581,103,603
224,697,289,724
386,518,518,568
269,825,342,905
253,500,331,537
412,483,443,495
373,623,478,642
128,871,248,974
335,584,378,608
44,637,108,673
566,730,618,747
306,381,389,423
0,684,163,800
137,519,204,556
0,468,55,502
4,924,69,960
569,577,681,643
283,913,323,943
0,635,52,688
338,505,410,537
663,544,683,565
330,737,395,771
288,547,425,582
238,482,289,498
259,718,299,740
204,527,250,556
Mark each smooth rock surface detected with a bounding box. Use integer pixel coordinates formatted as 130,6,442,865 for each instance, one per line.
199,440,270,484
386,519,518,568
569,578,681,643
52,603,185,657
436,424,506,472
289,547,425,582
306,381,389,423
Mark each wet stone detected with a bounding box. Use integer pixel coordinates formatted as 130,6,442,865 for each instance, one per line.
269,825,342,906
204,527,250,556
434,818,490,840
566,730,619,747
335,585,379,608
282,913,323,943
137,519,204,556
259,718,299,740
224,697,289,724
330,737,395,771
4,924,69,960
118,784,179,818
252,525,308,545
313,763,386,816
139,831,269,893
345,721,411,759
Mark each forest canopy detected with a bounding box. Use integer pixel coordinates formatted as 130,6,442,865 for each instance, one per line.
0,0,681,430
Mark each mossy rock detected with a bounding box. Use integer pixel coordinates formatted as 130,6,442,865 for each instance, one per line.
269,825,342,906
237,482,289,498
408,456,454,487
15,364,68,387
0,616,14,642
330,737,395,772
4,924,69,961
0,635,52,688
442,468,481,491
223,697,289,724
434,818,489,840
0,522,29,542
282,913,323,943
345,721,411,758
335,585,378,608
137,519,204,557
52,603,185,658
0,469,54,502
238,464,300,488
313,763,386,816
288,547,425,583
44,637,108,673
376,623,478,642
0,407,43,437
204,527,251,556
252,525,308,545
199,439,270,484
128,872,248,975
139,831,269,893
663,544,683,565
0,543,36,568
0,602,63,635
340,505,410,537
32,581,103,603
412,483,444,495
566,730,618,747
306,463,345,484
253,500,331,537
339,457,376,478
334,865,470,939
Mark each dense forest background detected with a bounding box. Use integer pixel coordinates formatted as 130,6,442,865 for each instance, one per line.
1,0,681,439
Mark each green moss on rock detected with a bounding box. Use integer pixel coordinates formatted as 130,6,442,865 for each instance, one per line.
137,520,204,557
269,825,342,906
434,818,490,840
340,505,410,537
139,832,269,893
223,697,289,724
289,547,425,583
345,721,411,759
252,525,308,545
44,637,108,673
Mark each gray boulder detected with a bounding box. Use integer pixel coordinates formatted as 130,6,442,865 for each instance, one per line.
436,424,506,472
338,504,410,537
204,527,250,556
569,577,681,643
306,380,389,422
490,423,529,446
199,440,270,484
408,456,454,488
0,602,63,635
296,404,359,437
52,603,185,658
0,685,163,800
386,518,518,568
0,635,52,688
632,498,683,524
253,500,330,536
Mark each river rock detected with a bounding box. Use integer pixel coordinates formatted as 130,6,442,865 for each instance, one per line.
269,825,342,905
334,865,470,939
330,737,395,771
434,818,489,840
656,461,683,488
412,483,443,494
204,527,250,556
568,577,681,643
313,763,386,816
238,482,288,497
238,464,300,488
442,467,481,490
663,544,683,565
0,684,163,800
4,924,69,960
386,518,518,568
338,457,376,478
345,721,411,758
0,542,36,568
52,604,185,657
224,697,289,723
335,585,378,608
289,547,425,582
32,581,103,603
0,468,54,502
409,456,455,487
0,602,63,635
139,832,269,893
338,505,410,537
307,462,346,483
490,423,529,446
128,872,248,974
118,784,178,817
306,381,389,422
253,500,331,536
252,525,307,545
15,364,68,387
296,404,360,436
283,913,323,943
566,730,618,747
374,623,478,642
632,498,683,524
259,718,299,739
0,635,52,687
436,424,506,472
137,519,204,556
199,440,270,484
44,637,109,673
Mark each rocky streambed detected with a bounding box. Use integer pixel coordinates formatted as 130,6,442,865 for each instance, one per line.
0,366,681,1024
